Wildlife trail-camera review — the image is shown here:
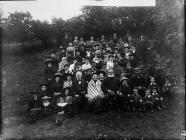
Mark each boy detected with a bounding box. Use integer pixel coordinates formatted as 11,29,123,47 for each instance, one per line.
26,91,42,123
119,77,131,111
151,88,167,111
162,77,173,100
130,88,143,111
54,94,73,126
143,89,154,112
40,96,53,119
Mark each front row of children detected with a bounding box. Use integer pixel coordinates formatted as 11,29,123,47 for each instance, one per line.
26,75,169,125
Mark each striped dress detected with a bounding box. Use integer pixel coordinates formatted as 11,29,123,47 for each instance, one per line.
86,80,104,102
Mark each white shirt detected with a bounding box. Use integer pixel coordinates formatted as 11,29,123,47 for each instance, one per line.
106,61,114,70
69,63,75,72
82,63,92,70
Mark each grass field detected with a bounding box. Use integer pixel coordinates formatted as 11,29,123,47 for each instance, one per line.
1,50,185,140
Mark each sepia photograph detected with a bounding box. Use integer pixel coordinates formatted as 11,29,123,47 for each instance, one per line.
0,0,185,139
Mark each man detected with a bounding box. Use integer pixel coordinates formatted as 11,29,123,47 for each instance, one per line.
89,36,96,48
72,71,88,115
62,33,71,48
66,42,76,57
39,83,52,98
83,68,92,83
131,67,146,89
61,64,72,81
100,35,106,47
136,35,150,64
98,71,106,83
86,72,104,114
50,73,63,103
80,37,85,45
26,91,42,123
44,59,57,82
113,33,118,44
57,47,66,61
101,69,121,111
48,50,59,71
73,36,80,49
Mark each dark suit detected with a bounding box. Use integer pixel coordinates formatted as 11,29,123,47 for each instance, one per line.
27,98,42,122
72,79,88,114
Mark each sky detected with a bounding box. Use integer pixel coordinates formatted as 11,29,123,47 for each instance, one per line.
0,0,155,22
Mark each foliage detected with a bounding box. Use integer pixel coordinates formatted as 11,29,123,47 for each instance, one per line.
4,12,33,43
30,20,52,46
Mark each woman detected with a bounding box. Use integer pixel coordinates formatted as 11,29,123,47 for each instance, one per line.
58,57,68,72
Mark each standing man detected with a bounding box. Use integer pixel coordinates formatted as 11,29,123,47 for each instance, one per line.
62,33,71,49
113,33,118,44
73,36,80,50
136,35,150,64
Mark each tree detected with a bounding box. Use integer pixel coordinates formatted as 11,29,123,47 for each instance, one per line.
6,12,33,43
31,20,52,46
51,17,66,46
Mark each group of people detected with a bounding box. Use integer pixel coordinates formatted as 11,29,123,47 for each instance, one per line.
26,33,174,125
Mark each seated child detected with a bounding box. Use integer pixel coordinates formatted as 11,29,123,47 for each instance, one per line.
143,89,154,112
54,90,73,126
40,96,53,119
26,91,42,123
130,88,143,111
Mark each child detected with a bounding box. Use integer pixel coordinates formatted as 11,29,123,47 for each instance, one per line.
151,88,167,111
130,88,143,111
119,77,131,111
54,96,72,126
26,91,42,123
162,78,173,101
143,89,154,112
148,77,160,92
40,96,53,119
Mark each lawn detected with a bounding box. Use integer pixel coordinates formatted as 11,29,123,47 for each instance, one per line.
1,50,185,140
